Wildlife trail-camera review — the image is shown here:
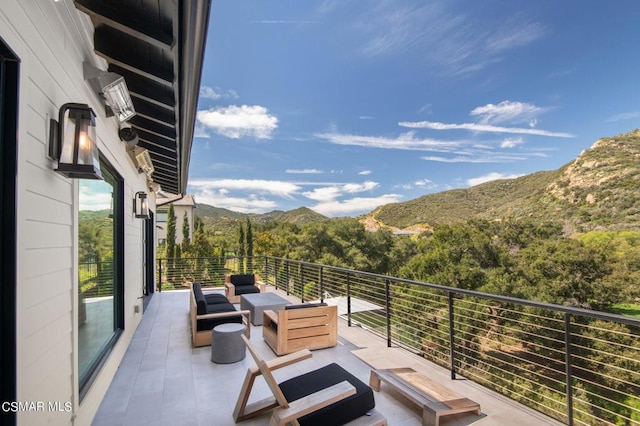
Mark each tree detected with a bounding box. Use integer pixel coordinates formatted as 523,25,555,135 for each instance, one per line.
182,211,190,248
246,218,254,271
513,238,614,307
238,222,245,272
166,204,177,259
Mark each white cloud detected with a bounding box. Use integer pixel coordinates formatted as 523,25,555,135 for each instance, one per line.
501,137,524,148
187,177,393,217
358,170,372,175
421,154,526,163
79,183,112,211
197,105,278,139
310,194,402,217
315,131,461,151
199,86,238,100
286,169,324,174
189,178,299,198
399,120,574,138
349,2,546,75
466,172,524,187
470,101,545,125
253,20,321,24
414,179,433,186
193,123,210,139
303,187,342,202
606,111,640,122
359,116,375,120
302,181,379,202
193,189,278,214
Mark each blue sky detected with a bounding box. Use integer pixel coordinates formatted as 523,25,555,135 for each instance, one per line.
187,0,640,217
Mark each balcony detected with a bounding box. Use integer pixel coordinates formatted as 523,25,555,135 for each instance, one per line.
93,256,639,425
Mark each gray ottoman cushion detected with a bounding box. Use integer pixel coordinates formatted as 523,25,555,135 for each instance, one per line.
211,323,246,363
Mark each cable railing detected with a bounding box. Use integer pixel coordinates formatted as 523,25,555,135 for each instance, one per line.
79,260,114,298
157,255,640,425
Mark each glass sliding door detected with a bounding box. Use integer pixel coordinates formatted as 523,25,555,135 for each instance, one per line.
77,162,123,399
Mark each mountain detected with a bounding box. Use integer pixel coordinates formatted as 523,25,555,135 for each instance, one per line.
254,207,327,224
194,204,246,220
194,204,327,232
364,129,640,234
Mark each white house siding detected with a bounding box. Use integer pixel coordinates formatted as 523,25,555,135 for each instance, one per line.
1,1,152,424
156,199,195,246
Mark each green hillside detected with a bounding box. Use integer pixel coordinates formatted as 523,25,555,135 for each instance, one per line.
367,129,640,233
194,204,327,236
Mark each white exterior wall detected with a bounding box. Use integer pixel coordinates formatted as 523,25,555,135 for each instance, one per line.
1,1,152,424
156,203,194,246
174,204,195,245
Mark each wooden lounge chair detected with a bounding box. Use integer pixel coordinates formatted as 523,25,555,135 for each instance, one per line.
263,303,338,355
233,335,387,426
189,282,251,347
225,273,266,304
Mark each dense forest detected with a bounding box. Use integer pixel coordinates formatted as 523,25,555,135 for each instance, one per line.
169,213,640,316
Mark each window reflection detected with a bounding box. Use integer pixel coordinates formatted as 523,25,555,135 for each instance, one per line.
77,170,116,385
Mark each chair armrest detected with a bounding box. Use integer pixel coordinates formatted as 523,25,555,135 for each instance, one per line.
196,310,246,320
256,280,266,292
196,309,252,338
265,349,312,371
264,309,278,325
270,381,356,426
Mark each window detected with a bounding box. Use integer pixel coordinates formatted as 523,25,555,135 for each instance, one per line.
77,160,123,399
156,208,168,223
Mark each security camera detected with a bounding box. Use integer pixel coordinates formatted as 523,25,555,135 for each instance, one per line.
118,122,139,147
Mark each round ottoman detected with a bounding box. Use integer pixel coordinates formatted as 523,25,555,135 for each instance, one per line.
211,323,246,363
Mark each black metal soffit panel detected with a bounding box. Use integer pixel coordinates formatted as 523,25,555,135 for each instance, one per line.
74,0,212,195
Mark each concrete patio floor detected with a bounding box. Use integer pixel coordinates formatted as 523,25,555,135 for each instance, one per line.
92,289,563,426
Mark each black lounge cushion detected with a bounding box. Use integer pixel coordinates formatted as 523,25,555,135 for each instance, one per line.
205,293,228,305
193,282,240,330
196,302,242,331
278,363,375,426
193,283,230,314
235,285,261,296
230,274,256,287
285,302,328,310
192,283,208,315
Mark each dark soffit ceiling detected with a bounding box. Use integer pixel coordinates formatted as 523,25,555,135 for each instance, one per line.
74,0,212,195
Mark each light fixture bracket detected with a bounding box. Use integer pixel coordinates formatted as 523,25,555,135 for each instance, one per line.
83,62,136,123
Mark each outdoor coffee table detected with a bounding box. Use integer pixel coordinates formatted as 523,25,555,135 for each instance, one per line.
240,293,290,326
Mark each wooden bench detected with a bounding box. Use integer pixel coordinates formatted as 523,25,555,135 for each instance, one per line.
369,368,481,426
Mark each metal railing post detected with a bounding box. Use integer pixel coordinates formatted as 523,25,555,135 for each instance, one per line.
300,264,305,303
157,259,162,292
564,313,574,426
319,267,324,302
347,272,352,327
448,292,456,379
385,278,391,348
285,261,290,295
264,256,268,285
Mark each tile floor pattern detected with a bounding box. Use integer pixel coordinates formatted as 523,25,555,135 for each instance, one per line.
93,290,563,426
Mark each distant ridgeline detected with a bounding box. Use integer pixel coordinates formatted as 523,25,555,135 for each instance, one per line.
192,129,640,235
368,129,640,235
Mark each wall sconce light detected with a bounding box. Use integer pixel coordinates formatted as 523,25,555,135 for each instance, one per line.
49,103,103,180
83,62,136,123
134,191,150,219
